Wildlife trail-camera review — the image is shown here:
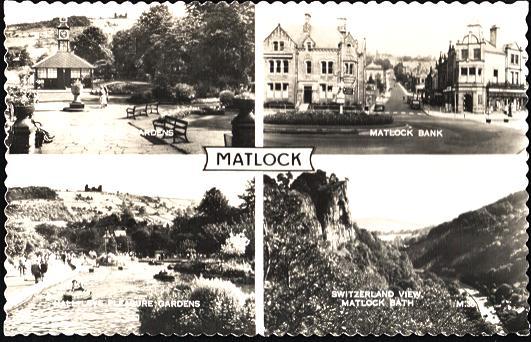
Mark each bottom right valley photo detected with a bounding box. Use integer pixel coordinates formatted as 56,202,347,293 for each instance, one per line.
263,156,528,336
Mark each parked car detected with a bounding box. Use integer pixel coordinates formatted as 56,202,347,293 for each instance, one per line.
410,99,421,110
374,104,385,112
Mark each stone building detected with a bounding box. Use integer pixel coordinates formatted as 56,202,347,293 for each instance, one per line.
429,24,526,113
264,13,366,108
32,18,94,89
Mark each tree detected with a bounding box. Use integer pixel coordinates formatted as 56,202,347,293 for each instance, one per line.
196,188,232,223
181,2,255,94
72,26,110,64
6,47,32,68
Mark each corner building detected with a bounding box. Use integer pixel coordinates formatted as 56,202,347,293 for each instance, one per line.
264,14,366,108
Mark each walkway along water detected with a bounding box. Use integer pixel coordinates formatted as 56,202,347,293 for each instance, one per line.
4,259,253,335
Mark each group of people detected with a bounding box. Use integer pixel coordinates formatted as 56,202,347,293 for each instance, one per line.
14,252,50,284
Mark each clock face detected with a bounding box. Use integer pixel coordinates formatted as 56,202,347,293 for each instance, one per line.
59,30,69,39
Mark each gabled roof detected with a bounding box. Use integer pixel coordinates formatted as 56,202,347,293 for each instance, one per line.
282,24,346,49
33,51,94,69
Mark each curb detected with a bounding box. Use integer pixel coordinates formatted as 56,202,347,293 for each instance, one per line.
5,267,80,313
264,123,406,135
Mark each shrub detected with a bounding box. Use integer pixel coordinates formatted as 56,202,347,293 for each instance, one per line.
7,187,58,201
139,277,254,335
264,111,394,126
173,83,196,103
189,277,253,334
221,232,249,257
219,90,235,108
127,90,153,104
151,85,174,101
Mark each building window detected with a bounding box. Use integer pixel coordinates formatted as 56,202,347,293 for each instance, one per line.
461,49,469,60
461,67,467,76
510,54,515,64
279,41,284,51
275,83,281,91
37,68,46,78
469,67,476,76
493,69,498,78
268,83,273,91
473,48,481,60
478,68,482,76
321,61,327,74
282,83,288,91
515,55,519,64
276,60,281,73
327,61,334,74
306,42,312,51
320,84,326,91
46,68,57,78
283,60,289,73
71,69,81,79
511,71,515,84
81,68,91,77
273,41,278,51
478,94,483,105
305,61,312,74
345,63,354,75
269,61,274,73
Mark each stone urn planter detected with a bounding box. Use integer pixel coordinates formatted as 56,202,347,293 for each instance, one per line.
63,80,85,111
10,105,37,154
231,98,255,147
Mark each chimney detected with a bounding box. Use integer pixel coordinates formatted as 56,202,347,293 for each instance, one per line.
490,25,498,47
303,13,311,34
337,17,347,35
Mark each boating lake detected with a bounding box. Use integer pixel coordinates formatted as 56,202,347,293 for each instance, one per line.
4,261,254,335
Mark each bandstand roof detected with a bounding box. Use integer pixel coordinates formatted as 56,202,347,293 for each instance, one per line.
33,51,94,69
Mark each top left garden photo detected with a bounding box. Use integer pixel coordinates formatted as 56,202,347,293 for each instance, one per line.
4,1,255,154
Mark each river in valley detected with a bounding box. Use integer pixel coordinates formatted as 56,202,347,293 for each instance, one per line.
4,261,254,335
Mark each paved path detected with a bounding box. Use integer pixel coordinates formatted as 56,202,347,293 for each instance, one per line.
30,94,232,154
5,258,82,312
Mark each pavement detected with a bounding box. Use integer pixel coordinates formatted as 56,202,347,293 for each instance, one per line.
4,258,81,312
264,81,528,154
28,91,232,154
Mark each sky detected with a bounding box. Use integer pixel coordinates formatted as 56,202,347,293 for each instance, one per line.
5,155,252,206
291,155,528,231
3,1,186,25
257,1,528,57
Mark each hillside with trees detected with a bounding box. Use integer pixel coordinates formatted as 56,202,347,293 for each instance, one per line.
406,191,529,333
264,171,496,335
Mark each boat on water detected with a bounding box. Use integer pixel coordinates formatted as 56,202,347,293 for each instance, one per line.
62,290,92,301
148,260,163,266
153,271,175,282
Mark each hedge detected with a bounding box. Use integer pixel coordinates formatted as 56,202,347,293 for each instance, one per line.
264,111,394,126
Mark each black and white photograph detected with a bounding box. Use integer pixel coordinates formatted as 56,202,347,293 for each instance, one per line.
4,156,255,335
264,156,528,335
5,1,255,154
259,2,528,154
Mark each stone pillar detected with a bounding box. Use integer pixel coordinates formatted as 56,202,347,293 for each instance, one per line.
10,113,37,154
231,98,255,147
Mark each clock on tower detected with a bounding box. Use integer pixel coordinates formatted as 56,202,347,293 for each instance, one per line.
57,17,70,52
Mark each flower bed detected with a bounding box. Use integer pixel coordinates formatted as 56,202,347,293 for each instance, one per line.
264,110,394,126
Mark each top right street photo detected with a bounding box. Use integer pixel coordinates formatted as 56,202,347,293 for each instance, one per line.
258,2,528,154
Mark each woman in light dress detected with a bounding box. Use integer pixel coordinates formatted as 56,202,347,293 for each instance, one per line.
99,86,108,108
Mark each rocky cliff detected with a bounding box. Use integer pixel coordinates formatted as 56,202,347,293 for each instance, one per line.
290,170,356,248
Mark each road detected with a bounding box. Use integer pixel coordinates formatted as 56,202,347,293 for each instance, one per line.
264,83,527,154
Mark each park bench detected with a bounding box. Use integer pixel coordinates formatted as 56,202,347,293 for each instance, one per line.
152,116,189,143
146,102,159,115
126,104,148,119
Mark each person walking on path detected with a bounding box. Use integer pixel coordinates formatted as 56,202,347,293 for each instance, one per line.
99,86,108,109
18,256,26,276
